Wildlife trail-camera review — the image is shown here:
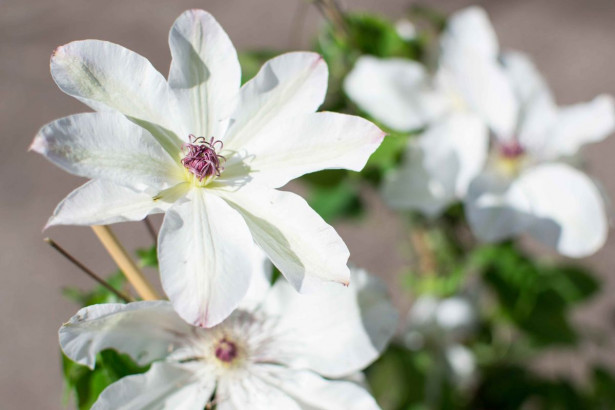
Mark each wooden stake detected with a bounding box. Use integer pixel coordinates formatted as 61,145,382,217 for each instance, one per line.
91,225,160,300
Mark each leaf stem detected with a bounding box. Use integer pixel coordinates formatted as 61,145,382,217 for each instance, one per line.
91,225,160,300
44,237,133,303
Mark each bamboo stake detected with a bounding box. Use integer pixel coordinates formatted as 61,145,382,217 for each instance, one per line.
91,225,160,300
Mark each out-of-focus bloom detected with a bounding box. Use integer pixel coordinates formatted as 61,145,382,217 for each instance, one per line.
405,295,477,388
32,9,384,327
59,267,398,409
344,6,614,257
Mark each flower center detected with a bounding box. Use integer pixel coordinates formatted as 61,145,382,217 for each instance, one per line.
493,139,527,177
499,140,525,159
214,338,238,363
181,135,225,183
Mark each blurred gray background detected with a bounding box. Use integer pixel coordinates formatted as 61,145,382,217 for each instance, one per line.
1,0,615,408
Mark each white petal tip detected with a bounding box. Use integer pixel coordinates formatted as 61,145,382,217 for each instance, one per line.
28,135,45,153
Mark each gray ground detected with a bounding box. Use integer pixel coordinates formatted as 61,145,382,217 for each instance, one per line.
1,0,614,408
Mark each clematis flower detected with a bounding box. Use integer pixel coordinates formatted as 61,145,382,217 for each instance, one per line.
405,295,477,388
344,6,614,257
31,9,384,327
59,266,398,409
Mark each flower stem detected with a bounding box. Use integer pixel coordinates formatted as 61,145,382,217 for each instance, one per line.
44,237,133,303
410,226,437,276
91,225,160,300
312,0,349,38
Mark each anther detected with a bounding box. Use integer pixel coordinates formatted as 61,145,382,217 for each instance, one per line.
181,135,225,182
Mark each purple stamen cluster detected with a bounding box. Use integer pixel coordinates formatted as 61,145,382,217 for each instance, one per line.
500,139,525,159
215,338,238,363
181,134,225,181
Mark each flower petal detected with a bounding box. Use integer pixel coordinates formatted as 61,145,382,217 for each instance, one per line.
47,180,171,228
92,361,213,410
343,56,449,131
31,112,182,191
382,113,488,217
59,301,192,368
238,246,273,312
466,164,608,257
50,40,184,157
213,184,350,292
264,367,380,410
441,6,499,59
262,268,397,377
168,9,241,139
158,189,254,328
440,8,517,138
216,366,301,410
222,52,327,151
545,95,615,158
500,51,558,154
224,112,385,188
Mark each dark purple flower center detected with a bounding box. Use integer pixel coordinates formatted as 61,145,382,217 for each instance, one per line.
215,338,238,363
499,139,525,159
181,135,225,181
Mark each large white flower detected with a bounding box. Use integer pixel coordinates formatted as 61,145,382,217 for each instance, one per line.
31,10,384,327
344,6,614,257
59,266,398,409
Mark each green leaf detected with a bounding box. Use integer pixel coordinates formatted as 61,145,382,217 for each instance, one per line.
136,245,158,268
307,183,363,222
62,350,150,410
62,272,127,307
472,243,600,346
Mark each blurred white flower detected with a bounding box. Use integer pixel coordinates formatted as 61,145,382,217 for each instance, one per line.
31,9,384,327
345,6,614,257
405,295,477,387
59,267,397,410
395,19,417,41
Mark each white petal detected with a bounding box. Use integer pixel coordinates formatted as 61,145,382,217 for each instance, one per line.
440,8,517,138
158,189,254,328
31,112,182,191
59,301,192,368
222,52,327,151
213,184,350,292
47,180,170,228
216,366,301,410
501,51,558,153
466,164,608,257
224,112,385,188
237,245,273,312
343,56,449,131
262,267,397,378
544,95,615,158
51,40,184,157
445,345,476,387
442,6,499,59
382,114,488,217
465,171,535,243
93,361,213,410
261,366,380,410
168,10,240,138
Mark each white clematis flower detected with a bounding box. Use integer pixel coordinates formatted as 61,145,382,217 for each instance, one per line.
405,295,477,388
31,9,385,327
59,266,398,410
345,6,614,257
